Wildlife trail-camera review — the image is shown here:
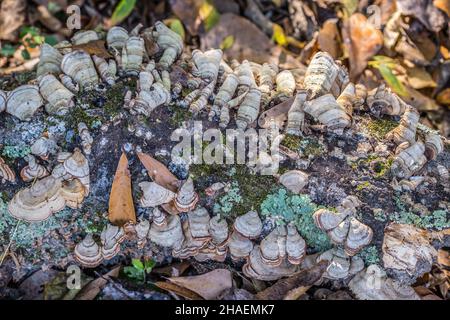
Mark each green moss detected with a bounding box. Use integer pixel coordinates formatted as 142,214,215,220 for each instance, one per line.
357,245,380,266
356,181,372,191
281,134,302,151
191,164,276,217
169,105,191,127
260,188,331,252
103,79,136,117
63,106,101,132
373,157,393,178
298,137,326,158
367,118,398,140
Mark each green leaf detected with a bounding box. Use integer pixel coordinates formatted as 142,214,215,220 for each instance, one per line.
21,49,31,60
220,35,234,50
19,26,40,39
44,35,58,46
131,258,144,270
272,24,287,46
169,19,185,41
110,0,136,26
375,63,408,97
341,0,358,17
144,259,156,273
0,44,17,57
199,1,220,32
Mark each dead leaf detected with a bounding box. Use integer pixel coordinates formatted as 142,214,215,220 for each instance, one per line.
283,286,310,300
406,67,437,89
75,266,120,300
73,40,112,59
201,13,274,64
343,13,383,81
317,19,341,59
137,152,180,193
403,86,441,111
170,0,203,35
166,269,233,299
0,0,26,41
258,96,295,128
108,152,136,226
434,0,450,16
154,281,203,300
36,5,71,37
255,261,328,300
153,261,191,277
396,0,446,32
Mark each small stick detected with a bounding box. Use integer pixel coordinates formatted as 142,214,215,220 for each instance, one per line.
0,220,21,267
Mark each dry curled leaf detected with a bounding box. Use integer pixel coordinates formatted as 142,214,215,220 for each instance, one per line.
75,266,120,300
108,152,136,226
170,0,203,35
317,19,341,59
0,0,26,41
137,152,180,192
258,96,295,128
165,269,233,300
201,13,274,64
255,261,328,300
154,281,203,300
73,40,112,59
343,13,383,81
396,0,447,32
406,67,437,89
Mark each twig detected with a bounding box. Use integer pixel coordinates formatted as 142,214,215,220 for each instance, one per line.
0,220,21,267
93,270,134,300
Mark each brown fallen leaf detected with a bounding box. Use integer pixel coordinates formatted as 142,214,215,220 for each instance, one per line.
434,0,450,16
137,152,180,193
317,18,341,59
75,266,120,300
154,281,203,300
343,13,383,81
170,0,206,35
152,261,191,277
258,96,295,128
36,5,71,37
283,286,310,300
165,269,233,300
406,67,437,89
396,0,447,32
201,13,274,64
0,0,26,41
73,40,112,59
436,88,450,106
255,260,328,300
108,152,136,226
403,86,441,111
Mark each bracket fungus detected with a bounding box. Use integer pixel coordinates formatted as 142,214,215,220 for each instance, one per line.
0,156,16,183
316,248,364,280
101,224,126,260
278,170,309,194
74,234,103,268
174,177,199,213
6,85,43,121
8,176,65,222
243,245,298,281
313,196,373,256
148,209,185,249
20,154,49,182
38,74,75,115
139,181,176,208
63,148,90,196
349,264,420,300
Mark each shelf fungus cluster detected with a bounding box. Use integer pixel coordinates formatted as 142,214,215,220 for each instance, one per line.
1,22,449,297
313,196,373,256
6,147,90,222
